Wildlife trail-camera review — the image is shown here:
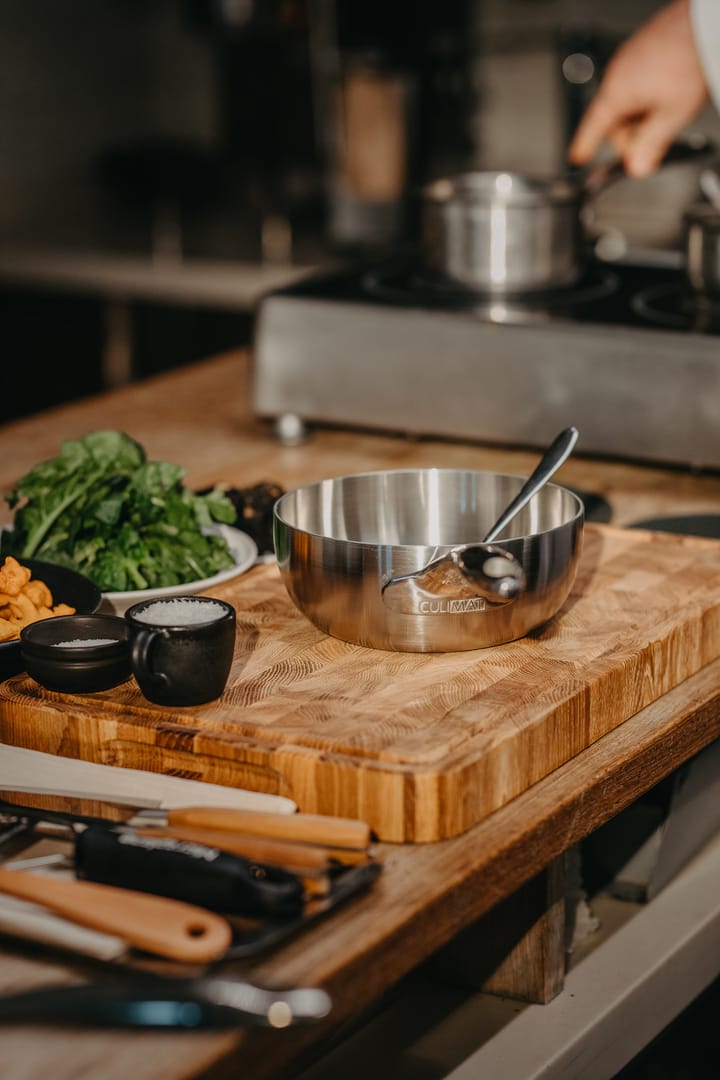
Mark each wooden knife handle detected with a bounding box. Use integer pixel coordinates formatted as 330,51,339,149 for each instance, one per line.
166,808,371,850
141,826,368,873
0,868,231,964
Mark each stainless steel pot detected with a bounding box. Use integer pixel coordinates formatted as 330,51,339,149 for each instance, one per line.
273,470,584,653
421,171,587,295
421,138,713,296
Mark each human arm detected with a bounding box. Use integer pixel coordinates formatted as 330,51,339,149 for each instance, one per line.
568,0,709,177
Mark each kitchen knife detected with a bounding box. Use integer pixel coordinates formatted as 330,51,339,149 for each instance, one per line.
0,744,296,815
0,817,317,915
0,795,367,882
0,867,232,964
126,825,370,870
0,787,372,849
0,976,332,1029
0,892,128,962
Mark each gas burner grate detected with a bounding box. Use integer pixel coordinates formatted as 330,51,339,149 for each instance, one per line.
360,263,621,320
631,283,720,332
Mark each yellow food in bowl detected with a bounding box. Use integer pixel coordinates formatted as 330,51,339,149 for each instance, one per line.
0,556,76,642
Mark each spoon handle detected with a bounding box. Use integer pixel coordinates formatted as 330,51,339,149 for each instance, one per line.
483,427,579,543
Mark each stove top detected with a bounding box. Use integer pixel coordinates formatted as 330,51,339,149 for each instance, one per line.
274,255,720,331
630,282,720,333
359,263,624,322
252,256,720,469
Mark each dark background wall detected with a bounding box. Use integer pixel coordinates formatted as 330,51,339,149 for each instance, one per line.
2,0,717,424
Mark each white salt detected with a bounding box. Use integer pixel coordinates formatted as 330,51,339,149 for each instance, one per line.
55,638,118,648
132,598,225,626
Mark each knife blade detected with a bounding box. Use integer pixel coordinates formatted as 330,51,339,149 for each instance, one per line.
0,787,372,850
0,867,232,964
0,892,129,961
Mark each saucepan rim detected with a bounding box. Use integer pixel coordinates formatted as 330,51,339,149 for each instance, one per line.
273,467,585,547
422,170,582,208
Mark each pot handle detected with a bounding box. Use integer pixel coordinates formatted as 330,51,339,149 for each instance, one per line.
382,544,525,616
581,133,713,198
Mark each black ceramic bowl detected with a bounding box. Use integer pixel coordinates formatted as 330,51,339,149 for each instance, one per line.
0,559,102,682
20,614,131,693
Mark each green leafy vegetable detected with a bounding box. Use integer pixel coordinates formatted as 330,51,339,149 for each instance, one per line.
1,431,238,592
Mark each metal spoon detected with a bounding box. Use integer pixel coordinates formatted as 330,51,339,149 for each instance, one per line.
383,426,579,614
483,426,579,543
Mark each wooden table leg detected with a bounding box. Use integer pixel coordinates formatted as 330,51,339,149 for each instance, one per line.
430,856,567,1004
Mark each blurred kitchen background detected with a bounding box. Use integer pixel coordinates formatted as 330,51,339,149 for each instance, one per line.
3,0,720,423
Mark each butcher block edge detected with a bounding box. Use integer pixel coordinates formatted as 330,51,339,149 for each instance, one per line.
1,525,720,842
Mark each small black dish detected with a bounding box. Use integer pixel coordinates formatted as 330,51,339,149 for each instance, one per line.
20,614,131,693
0,559,102,681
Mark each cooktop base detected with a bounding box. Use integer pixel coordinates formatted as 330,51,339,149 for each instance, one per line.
252,260,720,471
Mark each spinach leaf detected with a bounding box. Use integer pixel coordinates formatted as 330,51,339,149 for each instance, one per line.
1,431,239,591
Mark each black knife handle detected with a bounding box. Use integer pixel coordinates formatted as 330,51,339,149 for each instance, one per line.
74,826,304,919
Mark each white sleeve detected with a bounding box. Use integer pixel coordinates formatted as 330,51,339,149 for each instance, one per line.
691,0,720,109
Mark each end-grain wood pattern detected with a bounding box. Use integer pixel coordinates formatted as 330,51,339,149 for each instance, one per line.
2,524,720,841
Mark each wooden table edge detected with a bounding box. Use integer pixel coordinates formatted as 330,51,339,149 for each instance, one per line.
198,657,720,1078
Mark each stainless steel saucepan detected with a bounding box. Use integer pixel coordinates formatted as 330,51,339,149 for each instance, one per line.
273,469,584,652
421,136,713,296
422,170,587,295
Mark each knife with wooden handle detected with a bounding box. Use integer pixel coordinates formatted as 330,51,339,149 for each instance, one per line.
158,807,372,850
2,794,369,875
0,790,372,850
0,868,232,964
131,825,371,871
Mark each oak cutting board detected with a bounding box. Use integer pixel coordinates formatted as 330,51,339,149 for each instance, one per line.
2,524,720,842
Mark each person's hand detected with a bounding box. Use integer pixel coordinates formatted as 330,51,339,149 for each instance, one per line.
568,0,708,177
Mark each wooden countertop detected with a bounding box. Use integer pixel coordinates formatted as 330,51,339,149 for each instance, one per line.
2,351,720,530
0,249,322,311
2,352,720,1079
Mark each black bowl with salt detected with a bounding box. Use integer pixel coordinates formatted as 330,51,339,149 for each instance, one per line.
20,614,131,693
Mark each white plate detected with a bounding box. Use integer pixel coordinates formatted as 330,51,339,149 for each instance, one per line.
100,524,259,615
